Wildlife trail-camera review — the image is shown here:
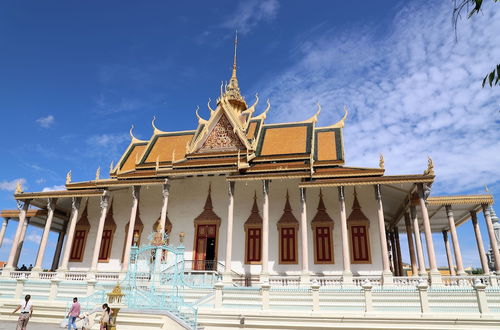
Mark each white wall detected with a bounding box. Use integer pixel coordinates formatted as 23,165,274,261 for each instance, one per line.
67,177,384,276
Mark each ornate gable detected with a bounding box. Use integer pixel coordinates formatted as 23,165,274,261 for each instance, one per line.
277,191,299,228
244,192,262,227
311,189,334,227
198,113,246,153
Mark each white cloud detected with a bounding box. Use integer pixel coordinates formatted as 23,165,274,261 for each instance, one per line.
222,0,279,34
36,178,46,184
1,237,13,246
26,233,41,244
258,1,500,195
0,178,26,192
36,115,55,128
87,133,130,148
42,185,65,192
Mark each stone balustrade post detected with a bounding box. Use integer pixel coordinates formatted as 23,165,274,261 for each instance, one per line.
214,281,224,309
311,280,320,311
86,279,97,296
261,282,271,310
49,278,62,301
417,279,429,314
15,278,27,300
362,279,373,313
474,279,489,315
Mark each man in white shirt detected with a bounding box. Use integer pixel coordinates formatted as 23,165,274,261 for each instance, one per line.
12,294,33,330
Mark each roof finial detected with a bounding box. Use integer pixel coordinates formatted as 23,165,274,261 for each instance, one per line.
232,30,238,79
485,184,489,193
424,156,435,176
379,154,384,169
66,170,72,184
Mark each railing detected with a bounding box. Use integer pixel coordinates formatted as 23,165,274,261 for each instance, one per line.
38,272,57,280
269,275,300,286
311,276,342,287
353,276,382,286
393,276,426,286
95,272,120,281
65,272,88,281
10,271,31,279
442,275,491,286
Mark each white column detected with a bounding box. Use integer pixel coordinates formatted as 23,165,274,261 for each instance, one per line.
418,184,441,284
90,192,110,272
338,186,352,283
410,205,427,276
58,197,81,271
299,187,309,284
6,200,31,270
159,180,170,231
442,231,456,276
445,205,465,275
394,227,403,276
482,204,500,274
51,230,65,271
34,198,57,271
0,218,9,248
261,180,269,281
13,217,30,267
404,212,418,276
375,184,392,284
122,186,140,273
470,211,490,275
223,181,235,283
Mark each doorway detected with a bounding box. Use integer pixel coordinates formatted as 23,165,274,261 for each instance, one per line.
194,224,218,270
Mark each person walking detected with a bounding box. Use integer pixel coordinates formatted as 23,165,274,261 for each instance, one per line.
99,303,111,330
67,297,81,330
11,294,33,330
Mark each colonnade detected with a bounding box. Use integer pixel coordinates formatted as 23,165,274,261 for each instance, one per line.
397,201,499,278
1,180,499,283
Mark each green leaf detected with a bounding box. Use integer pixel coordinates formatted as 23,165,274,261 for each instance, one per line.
489,71,495,87
482,75,487,88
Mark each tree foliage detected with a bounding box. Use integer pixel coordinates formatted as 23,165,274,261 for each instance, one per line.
453,0,499,87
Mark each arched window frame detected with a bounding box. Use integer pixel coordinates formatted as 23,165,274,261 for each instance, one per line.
277,191,299,265
69,200,90,262
311,189,334,264
347,188,372,264
244,192,262,264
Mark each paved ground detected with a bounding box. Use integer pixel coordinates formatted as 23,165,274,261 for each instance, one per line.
0,320,61,330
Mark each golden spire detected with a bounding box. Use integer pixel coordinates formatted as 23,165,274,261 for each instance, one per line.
15,180,23,194
379,154,384,169
66,170,72,184
223,31,245,105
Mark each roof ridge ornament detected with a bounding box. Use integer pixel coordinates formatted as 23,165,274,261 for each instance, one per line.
253,99,270,120
15,180,23,194
305,102,321,123
379,154,385,169
151,116,161,134
325,106,348,128
424,157,435,176
208,98,216,113
109,161,114,173
95,166,101,181
66,170,72,185
195,105,207,124
129,125,141,144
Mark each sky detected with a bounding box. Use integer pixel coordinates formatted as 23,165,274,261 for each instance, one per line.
0,0,499,270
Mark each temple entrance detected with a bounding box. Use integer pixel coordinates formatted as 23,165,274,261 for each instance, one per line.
194,224,218,270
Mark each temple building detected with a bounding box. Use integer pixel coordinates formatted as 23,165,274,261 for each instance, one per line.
0,38,499,329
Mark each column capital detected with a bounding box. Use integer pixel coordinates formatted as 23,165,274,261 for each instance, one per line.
16,199,31,211
445,204,453,217
300,187,306,202
338,186,345,201
71,197,82,211
100,191,110,209
131,185,141,200
162,181,170,198
470,210,478,222
47,198,58,213
374,184,382,201
227,181,235,196
262,179,269,195
442,230,448,240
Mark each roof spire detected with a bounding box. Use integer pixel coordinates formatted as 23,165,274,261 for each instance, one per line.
232,30,238,80
223,31,245,106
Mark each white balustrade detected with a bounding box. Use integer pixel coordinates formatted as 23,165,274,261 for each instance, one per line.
269,276,301,286
393,276,425,286
442,275,491,287
38,272,57,280
10,271,31,279
65,272,88,281
95,272,120,281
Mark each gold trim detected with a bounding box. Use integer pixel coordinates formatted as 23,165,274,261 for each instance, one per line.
299,175,434,188
15,189,105,200
426,195,493,206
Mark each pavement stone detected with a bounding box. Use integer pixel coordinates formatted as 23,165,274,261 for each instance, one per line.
0,320,61,330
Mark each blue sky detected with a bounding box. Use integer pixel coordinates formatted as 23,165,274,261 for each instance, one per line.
0,1,498,270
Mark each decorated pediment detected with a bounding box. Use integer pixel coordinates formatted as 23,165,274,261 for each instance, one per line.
198,113,246,153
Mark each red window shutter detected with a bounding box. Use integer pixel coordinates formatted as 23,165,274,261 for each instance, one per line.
99,230,113,261
315,226,332,263
351,225,369,262
281,227,296,263
70,230,87,261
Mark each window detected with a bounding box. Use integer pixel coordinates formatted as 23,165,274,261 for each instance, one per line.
314,226,333,263
351,225,370,262
280,227,297,264
99,229,113,262
245,227,261,263
69,230,87,262
347,188,371,264
311,190,334,264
